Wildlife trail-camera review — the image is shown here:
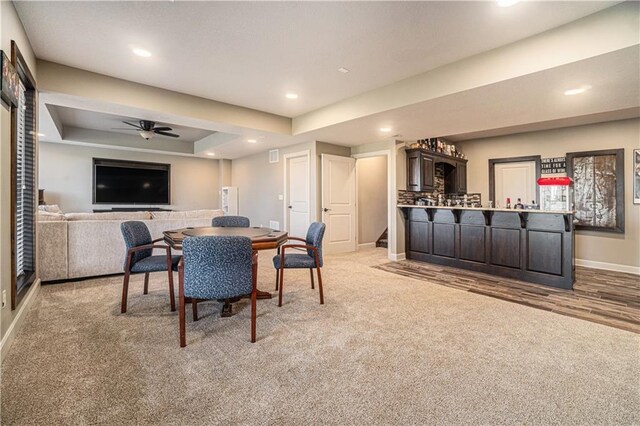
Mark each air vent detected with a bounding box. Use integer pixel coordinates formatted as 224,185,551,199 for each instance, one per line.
269,149,279,163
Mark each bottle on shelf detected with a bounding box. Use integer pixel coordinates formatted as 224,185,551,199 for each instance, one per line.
506,197,511,209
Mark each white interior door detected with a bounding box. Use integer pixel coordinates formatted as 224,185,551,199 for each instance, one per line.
494,161,537,206
321,154,356,254
286,154,310,238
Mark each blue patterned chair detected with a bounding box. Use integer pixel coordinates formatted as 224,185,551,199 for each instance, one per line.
120,221,181,313
212,215,250,228
178,235,258,347
273,222,326,307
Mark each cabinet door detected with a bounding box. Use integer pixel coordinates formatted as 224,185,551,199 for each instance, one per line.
406,151,421,191
420,154,435,191
456,162,467,193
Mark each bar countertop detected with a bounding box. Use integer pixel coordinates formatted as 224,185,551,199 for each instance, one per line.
397,204,574,215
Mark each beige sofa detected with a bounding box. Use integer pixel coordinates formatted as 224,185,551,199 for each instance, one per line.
37,209,224,281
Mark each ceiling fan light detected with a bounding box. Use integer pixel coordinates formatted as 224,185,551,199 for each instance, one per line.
140,130,155,140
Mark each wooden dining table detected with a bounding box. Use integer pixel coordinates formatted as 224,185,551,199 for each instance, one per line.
163,226,289,312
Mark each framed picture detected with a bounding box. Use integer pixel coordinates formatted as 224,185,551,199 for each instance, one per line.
566,149,624,233
634,149,640,205
1,50,20,108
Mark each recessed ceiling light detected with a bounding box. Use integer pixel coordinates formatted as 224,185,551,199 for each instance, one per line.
132,47,152,58
564,85,592,96
247,139,257,143
37,132,45,137
338,67,350,74
497,0,520,7
380,127,392,132
207,152,215,156
285,93,299,99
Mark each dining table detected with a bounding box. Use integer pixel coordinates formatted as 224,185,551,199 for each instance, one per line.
163,226,289,314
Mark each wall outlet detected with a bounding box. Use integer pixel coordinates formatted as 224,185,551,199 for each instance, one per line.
2,290,6,308
278,194,284,201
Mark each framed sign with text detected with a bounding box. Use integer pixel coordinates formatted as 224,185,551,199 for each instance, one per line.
1,50,20,108
541,157,566,174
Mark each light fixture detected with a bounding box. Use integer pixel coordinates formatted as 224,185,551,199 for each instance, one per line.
497,0,520,7
207,152,215,156
140,130,155,140
564,85,592,96
285,93,299,99
379,127,392,132
37,132,45,137
132,47,152,58
247,139,257,143
338,67,350,74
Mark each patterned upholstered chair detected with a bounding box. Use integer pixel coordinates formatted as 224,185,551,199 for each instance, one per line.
178,235,258,347
211,215,250,228
120,221,181,313
273,222,326,307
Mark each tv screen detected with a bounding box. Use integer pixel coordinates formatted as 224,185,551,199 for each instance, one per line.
93,159,170,204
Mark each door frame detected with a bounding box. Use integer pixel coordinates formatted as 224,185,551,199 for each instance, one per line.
489,155,541,204
352,150,393,259
283,150,311,235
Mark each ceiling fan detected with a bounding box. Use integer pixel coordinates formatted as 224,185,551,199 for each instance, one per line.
116,120,180,140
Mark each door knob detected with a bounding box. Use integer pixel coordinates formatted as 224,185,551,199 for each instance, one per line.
288,205,292,209
323,208,331,212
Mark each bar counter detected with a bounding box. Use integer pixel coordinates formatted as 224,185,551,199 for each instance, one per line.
398,205,575,289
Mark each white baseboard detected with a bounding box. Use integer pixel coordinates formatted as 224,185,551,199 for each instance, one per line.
1,279,41,363
576,259,640,275
389,252,406,262
358,242,376,249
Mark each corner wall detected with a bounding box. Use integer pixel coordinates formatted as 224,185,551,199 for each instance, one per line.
1,1,40,361
456,118,640,272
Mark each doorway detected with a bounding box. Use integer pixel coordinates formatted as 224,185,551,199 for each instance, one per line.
489,156,541,207
321,154,357,254
284,151,310,239
356,156,388,250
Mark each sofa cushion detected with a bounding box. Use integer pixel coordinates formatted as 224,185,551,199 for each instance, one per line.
37,211,66,222
38,204,62,214
150,209,223,220
150,211,187,220
65,211,152,221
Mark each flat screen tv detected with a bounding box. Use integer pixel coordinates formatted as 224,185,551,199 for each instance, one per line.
93,158,170,205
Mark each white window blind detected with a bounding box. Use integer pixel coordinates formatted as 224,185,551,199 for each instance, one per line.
16,80,27,279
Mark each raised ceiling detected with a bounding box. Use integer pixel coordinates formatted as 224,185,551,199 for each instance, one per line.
16,1,619,117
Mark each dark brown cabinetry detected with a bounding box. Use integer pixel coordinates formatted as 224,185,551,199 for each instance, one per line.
402,206,575,289
405,148,467,193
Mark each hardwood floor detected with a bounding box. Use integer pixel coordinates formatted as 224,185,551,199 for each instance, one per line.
373,260,640,333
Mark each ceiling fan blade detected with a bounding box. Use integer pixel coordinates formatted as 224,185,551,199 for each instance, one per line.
154,131,180,138
122,121,142,129
111,127,139,130
152,126,173,132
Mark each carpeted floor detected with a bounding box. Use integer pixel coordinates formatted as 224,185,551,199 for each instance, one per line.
1,248,639,425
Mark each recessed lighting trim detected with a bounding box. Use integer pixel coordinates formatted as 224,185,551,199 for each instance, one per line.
132,47,152,58
285,93,299,99
564,85,592,96
207,152,215,156
379,127,392,132
338,67,350,74
247,139,257,143
497,0,520,7
37,132,45,137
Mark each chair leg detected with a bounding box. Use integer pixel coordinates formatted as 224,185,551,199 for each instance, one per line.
278,267,285,307
316,267,324,305
251,253,258,343
179,270,186,348
143,272,150,295
121,270,131,313
167,261,176,312
275,269,279,291
310,268,315,289
192,299,199,321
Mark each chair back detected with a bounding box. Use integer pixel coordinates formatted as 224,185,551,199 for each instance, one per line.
182,235,253,300
120,221,153,269
305,222,326,267
211,215,250,228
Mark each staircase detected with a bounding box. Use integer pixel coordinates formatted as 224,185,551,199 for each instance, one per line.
376,228,388,249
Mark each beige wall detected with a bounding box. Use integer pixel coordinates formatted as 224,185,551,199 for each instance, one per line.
231,140,315,229
39,142,220,213
1,1,39,353
457,118,640,270
357,156,388,244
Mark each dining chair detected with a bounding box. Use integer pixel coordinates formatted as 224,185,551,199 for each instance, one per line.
178,235,258,347
273,222,326,307
212,215,250,227
120,221,181,313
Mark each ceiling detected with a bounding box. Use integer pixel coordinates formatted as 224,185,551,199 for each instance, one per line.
52,106,214,143
14,1,640,159
16,1,619,117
